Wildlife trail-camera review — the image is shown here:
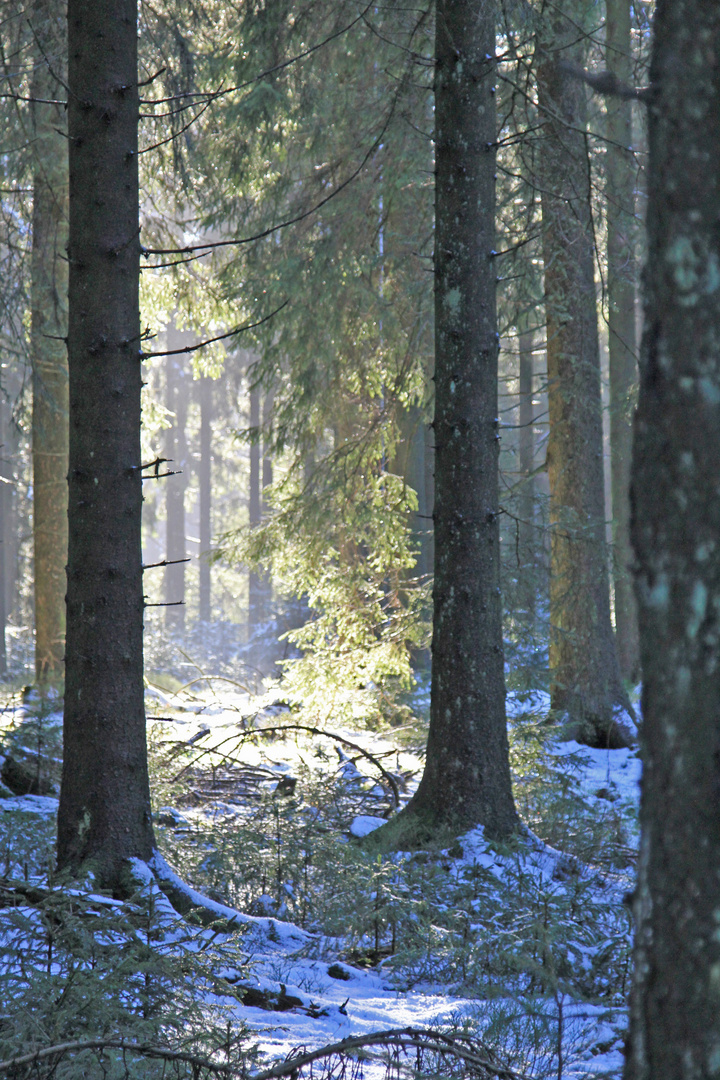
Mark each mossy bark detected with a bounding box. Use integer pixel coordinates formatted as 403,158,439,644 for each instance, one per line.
57,0,155,888
30,0,69,688
537,9,633,747
625,2,720,1075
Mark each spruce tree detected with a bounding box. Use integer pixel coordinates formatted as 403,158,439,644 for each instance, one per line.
30,0,69,688
625,0,720,1072
57,0,155,887
606,0,640,685
370,0,519,846
536,2,633,747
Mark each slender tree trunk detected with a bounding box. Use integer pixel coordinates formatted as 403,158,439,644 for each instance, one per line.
625,3,720,1075
198,375,212,623
164,346,188,634
0,401,11,674
370,0,518,848
58,0,155,887
517,325,536,624
394,405,432,583
248,380,262,628
30,0,69,688
536,9,633,747
260,387,274,618
606,0,640,685
0,402,20,642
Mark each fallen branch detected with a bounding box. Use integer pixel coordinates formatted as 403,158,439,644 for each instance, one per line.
0,1038,230,1076
0,1026,531,1080
171,723,401,807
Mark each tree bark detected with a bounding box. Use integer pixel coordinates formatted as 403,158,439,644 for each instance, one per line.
164,345,188,634
536,9,633,747
625,2,720,1075
248,379,262,628
0,401,12,674
369,0,518,847
517,325,536,625
57,0,155,887
30,0,69,688
606,0,640,685
198,375,212,623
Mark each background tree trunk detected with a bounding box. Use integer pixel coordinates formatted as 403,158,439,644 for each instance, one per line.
57,0,155,887
198,375,212,624
248,379,262,629
371,0,518,847
164,344,188,634
625,2,720,1074
517,324,537,625
536,8,633,747
606,0,640,686
0,401,12,674
30,0,69,689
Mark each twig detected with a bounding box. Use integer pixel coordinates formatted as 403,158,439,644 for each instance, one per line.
141,302,289,358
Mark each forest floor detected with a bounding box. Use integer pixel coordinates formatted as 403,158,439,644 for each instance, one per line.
0,675,640,1079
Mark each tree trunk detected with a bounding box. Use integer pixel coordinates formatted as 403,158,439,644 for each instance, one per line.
30,0,69,689
517,325,536,624
369,0,518,847
248,379,262,628
606,0,640,686
0,401,12,674
0,399,20,648
57,0,155,887
164,345,188,634
625,2,720,1075
198,375,212,624
536,10,633,747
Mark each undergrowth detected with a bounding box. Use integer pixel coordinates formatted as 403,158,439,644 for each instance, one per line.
152,706,635,1010
0,688,635,1079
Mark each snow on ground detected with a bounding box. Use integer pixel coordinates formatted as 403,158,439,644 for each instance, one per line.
0,684,640,1077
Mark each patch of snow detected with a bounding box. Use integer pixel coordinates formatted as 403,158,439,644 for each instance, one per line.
0,794,59,814
349,815,386,838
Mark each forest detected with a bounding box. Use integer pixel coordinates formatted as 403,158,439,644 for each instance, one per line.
0,0,717,1076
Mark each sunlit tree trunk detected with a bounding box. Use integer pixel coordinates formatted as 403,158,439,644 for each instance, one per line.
625,2,720,1074
198,375,212,623
164,345,188,634
0,400,13,674
58,0,155,887
248,379,262,628
606,0,640,685
536,6,633,747
30,0,69,688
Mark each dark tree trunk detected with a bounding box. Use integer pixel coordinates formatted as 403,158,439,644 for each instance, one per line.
606,0,640,685
536,11,633,747
370,0,518,847
57,0,155,887
625,2,720,1075
198,375,212,624
164,346,188,634
30,0,69,688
